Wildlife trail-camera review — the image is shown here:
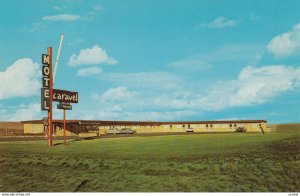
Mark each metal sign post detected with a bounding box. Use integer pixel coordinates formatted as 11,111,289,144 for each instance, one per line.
64,109,66,145
48,47,53,147
57,102,72,145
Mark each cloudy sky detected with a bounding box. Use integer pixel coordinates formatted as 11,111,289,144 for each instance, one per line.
1,0,300,123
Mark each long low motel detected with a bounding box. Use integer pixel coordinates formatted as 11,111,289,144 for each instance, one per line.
21,119,268,136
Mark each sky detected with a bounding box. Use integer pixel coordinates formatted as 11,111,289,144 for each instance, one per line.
1,0,300,123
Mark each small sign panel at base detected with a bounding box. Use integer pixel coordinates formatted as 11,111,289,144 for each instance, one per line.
57,102,72,110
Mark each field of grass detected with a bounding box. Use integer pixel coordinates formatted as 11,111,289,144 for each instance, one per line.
0,125,299,192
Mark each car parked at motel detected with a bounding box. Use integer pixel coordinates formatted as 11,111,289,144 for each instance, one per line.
185,128,194,132
105,128,136,134
119,128,136,134
106,129,121,134
235,126,247,132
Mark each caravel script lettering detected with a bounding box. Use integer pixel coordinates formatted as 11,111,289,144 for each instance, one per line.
53,89,78,103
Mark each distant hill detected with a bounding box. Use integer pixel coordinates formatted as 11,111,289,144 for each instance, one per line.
268,123,300,132
0,122,23,136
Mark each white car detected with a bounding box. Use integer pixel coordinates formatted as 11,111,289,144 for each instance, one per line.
119,128,136,134
106,129,121,134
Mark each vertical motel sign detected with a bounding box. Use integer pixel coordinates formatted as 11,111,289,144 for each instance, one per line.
41,47,53,147
41,54,51,110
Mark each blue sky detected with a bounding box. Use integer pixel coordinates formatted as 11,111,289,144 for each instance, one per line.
1,0,300,123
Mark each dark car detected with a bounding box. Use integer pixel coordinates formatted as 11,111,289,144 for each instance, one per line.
236,126,247,132
185,128,194,132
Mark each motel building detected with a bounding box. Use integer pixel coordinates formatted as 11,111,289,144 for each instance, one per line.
21,119,268,136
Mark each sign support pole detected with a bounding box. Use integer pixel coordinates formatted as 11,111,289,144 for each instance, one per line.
48,47,53,147
64,109,66,145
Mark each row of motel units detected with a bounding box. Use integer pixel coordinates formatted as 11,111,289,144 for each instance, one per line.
21,120,268,136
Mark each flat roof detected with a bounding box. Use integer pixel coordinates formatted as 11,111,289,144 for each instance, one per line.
21,119,267,125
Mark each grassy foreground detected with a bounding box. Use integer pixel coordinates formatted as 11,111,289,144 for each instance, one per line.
0,129,299,192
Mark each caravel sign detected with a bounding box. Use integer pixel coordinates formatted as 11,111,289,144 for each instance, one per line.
53,89,78,103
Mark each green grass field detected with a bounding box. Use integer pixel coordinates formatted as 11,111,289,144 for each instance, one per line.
0,125,299,192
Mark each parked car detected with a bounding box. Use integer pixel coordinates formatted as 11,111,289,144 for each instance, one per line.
185,128,194,132
106,129,121,134
119,128,136,134
236,126,247,132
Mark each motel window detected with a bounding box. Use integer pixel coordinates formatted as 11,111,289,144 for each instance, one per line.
259,124,262,127
206,124,209,128
210,124,213,128
230,124,232,128
188,124,191,128
183,125,185,128
170,125,172,129
234,124,237,127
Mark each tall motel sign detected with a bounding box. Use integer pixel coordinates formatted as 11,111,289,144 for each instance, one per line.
41,47,78,146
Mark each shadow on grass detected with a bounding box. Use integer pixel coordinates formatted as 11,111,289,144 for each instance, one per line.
74,179,89,192
53,136,101,146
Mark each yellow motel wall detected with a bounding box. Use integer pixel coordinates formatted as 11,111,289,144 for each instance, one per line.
24,124,76,136
24,124,44,134
98,122,268,134
56,128,78,136
23,121,268,135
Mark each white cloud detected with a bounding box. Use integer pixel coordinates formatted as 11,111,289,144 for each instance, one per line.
168,57,212,71
83,109,192,121
93,5,103,11
68,38,84,46
168,44,264,71
94,86,137,103
198,16,237,29
249,12,260,21
79,104,196,121
77,66,103,76
11,103,42,121
229,65,299,106
53,6,62,11
267,23,300,57
0,103,42,121
102,65,300,113
0,58,40,100
88,86,198,121
29,22,45,32
42,14,82,21
68,45,117,66
197,65,300,110
120,110,197,121
104,72,181,90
